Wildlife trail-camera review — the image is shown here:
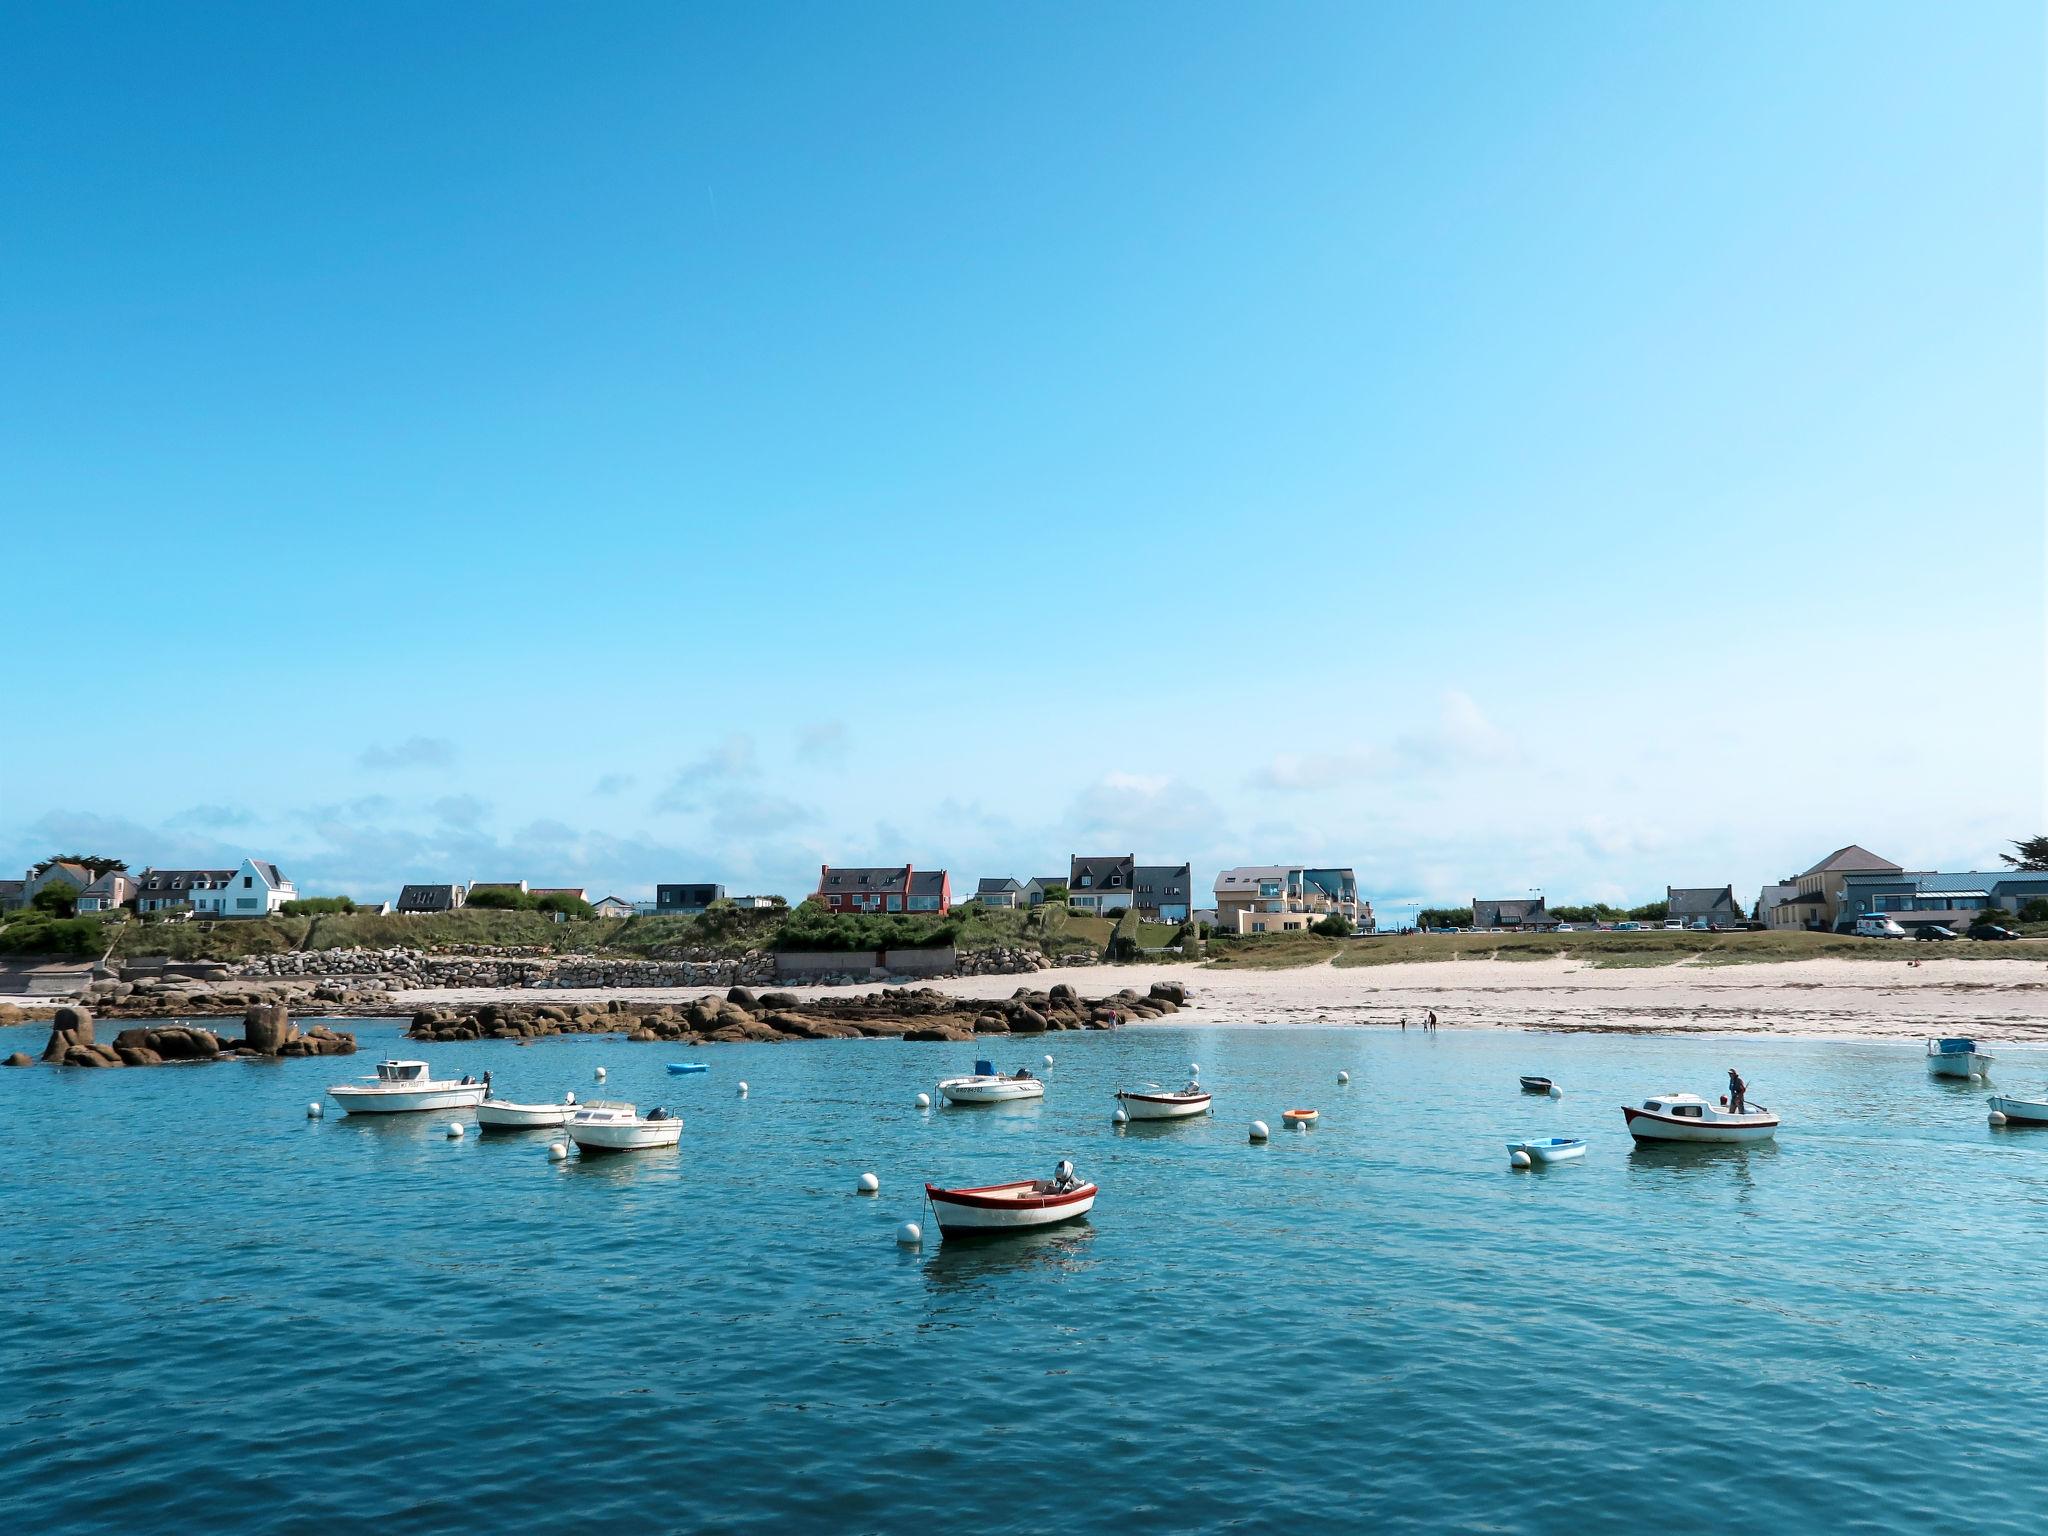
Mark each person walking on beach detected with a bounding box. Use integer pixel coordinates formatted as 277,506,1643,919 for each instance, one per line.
1728,1067,1748,1114
1427,1009,1438,1034
1400,1013,1407,1032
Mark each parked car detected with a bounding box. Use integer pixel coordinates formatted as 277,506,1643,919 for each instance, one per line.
1970,923,2021,941
1613,921,1641,931
1914,925,1958,941
1662,920,1684,931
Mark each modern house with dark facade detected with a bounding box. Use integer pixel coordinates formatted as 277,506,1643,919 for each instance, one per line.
1133,863,1194,923
656,883,726,914
1068,855,1136,914
1834,870,2048,933
814,865,951,915
397,883,466,914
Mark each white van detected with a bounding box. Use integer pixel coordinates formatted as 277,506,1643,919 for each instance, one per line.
1854,915,1908,939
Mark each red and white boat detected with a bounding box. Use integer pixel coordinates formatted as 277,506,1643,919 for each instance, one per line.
1115,1081,1212,1120
1623,1091,1778,1145
924,1162,1098,1235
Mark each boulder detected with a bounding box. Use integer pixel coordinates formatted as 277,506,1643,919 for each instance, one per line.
758,992,801,1011
242,1002,295,1055
0,1002,23,1026
726,986,760,1012
972,1013,1010,1033
116,1046,164,1067
4,1053,31,1067
1148,981,1188,1006
41,1005,95,1063
1007,1007,1048,1034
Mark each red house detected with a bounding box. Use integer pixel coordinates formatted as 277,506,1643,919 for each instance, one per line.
815,864,951,915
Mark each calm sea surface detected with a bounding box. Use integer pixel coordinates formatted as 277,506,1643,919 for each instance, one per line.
7,1017,2048,1534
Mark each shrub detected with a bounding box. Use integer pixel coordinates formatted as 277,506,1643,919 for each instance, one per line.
0,913,106,958
2021,900,2048,924
1312,912,1353,938
282,896,356,915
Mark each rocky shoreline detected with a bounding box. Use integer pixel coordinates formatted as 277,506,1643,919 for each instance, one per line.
10,1003,357,1069
406,980,1190,1045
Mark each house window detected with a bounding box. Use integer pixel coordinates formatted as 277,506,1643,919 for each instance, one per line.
237,898,259,910
1109,874,1122,886
1259,882,1280,898
1079,873,1092,887
908,896,938,912
243,875,253,888
886,895,902,912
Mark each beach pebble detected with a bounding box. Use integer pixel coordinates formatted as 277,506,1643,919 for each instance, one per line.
1249,1119,1270,1142
896,1221,922,1247
858,1172,879,1194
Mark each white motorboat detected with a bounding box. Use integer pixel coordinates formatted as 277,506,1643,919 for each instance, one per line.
566,1100,682,1152
1928,1037,1994,1079
328,1060,489,1116
1988,1094,2048,1126
1115,1080,1212,1120
1508,1136,1587,1164
938,1059,1046,1105
476,1092,576,1130
924,1161,1097,1235
1622,1091,1778,1145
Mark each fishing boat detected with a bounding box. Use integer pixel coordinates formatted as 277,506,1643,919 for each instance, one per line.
1508,1136,1586,1164
475,1093,575,1130
566,1100,682,1152
1622,1091,1778,1145
1115,1081,1212,1120
666,1063,709,1075
924,1161,1097,1235
1519,1076,1555,1093
937,1059,1046,1105
1281,1108,1318,1129
327,1060,489,1116
1988,1094,2048,1126
1927,1038,1994,1079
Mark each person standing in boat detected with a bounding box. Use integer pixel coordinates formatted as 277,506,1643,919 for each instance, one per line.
1728,1067,1748,1113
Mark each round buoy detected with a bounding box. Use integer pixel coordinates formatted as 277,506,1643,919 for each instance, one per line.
547,1141,569,1162
1043,1054,1054,1067
1190,1061,1200,1076
915,1091,931,1109
896,1221,922,1247
306,1101,323,1119
1113,1107,1129,1126
1511,1149,1532,1169
737,1081,749,1098
1548,1086,1562,1100
446,1122,465,1139
1990,1110,2009,1127
1337,1070,1350,1085
858,1172,880,1194
1970,1072,1983,1083
1249,1119,1270,1142
594,1066,607,1082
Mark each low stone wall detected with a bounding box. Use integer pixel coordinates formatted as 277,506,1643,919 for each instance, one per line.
233,946,775,990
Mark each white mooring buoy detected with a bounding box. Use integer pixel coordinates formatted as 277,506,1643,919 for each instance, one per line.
1113,1107,1129,1126
915,1091,931,1110
306,1101,323,1119
1337,1070,1350,1085
1549,1086,1562,1100
1249,1119,1270,1142
1044,1054,1054,1067
1990,1110,2009,1127
737,1081,749,1098
1190,1061,1200,1076
858,1172,880,1194
547,1142,569,1162
594,1066,607,1082
446,1122,465,1139
896,1221,922,1247
1511,1149,1532,1170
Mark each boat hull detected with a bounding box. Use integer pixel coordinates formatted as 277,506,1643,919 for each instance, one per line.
329,1084,488,1115
1519,1077,1554,1093
1115,1091,1211,1120
1623,1105,1777,1144
938,1078,1045,1105
1510,1138,1586,1164
475,1100,571,1129
1989,1096,2048,1125
569,1122,683,1151
1928,1054,1992,1079
924,1180,1097,1234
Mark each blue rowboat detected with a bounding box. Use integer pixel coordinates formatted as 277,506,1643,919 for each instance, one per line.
666,1063,710,1075
1507,1136,1586,1165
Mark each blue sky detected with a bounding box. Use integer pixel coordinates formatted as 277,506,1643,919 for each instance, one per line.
3,2,2042,915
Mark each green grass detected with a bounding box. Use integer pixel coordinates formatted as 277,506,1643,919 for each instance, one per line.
1204,933,1353,969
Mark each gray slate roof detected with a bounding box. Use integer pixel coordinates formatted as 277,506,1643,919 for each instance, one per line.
909,871,948,900
137,868,235,895
1668,886,1740,920
1070,855,1135,890
976,877,1023,895
819,866,911,892
1134,864,1191,898
397,884,464,912
1797,844,1901,878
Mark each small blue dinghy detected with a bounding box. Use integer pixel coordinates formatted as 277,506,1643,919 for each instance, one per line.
1507,1136,1586,1166
666,1063,710,1075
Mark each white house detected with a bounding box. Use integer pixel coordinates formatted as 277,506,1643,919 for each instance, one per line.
188,858,297,918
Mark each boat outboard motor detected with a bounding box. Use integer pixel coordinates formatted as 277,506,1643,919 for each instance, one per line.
647,1106,670,1121
1052,1158,1076,1192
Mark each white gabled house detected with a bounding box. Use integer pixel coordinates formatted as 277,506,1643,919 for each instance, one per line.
188,858,298,918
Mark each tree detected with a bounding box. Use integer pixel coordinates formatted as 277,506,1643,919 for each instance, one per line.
2022,899,2048,924
31,880,82,916
32,855,126,879
2001,836,2048,871
1626,901,1669,922
1419,907,1473,929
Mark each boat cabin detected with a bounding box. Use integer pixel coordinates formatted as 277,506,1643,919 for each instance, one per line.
1640,1092,1710,1118
375,1060,432,1083
1928,1038,1977,1055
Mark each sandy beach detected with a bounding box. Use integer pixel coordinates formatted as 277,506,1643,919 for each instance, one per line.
395,954,2048,1043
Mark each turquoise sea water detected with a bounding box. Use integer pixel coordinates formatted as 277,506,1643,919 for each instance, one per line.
7,1017,2048,1534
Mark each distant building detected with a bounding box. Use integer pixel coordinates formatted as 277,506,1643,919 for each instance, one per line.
1764,845,1902,931
1214,866,1368,934
396,883,466,914
1133,864,1194,923
1022,876,1066,907
1755,882,1798,923
351,899,393,917
136,868,237,913
529,887,587,903
815,865,951,915
74,871,138,913
1835,869,2048,934
1068,855,1136,915
1667,885,1743,929
655,883,726,914
1472,897,1558,931
590,895,635,918
974,877,1025,909
20,861,94,908
728,894,780,911
0,881,24,911
187,858,297,918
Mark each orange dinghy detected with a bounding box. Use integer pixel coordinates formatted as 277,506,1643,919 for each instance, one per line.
1282,1108,1318,1128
